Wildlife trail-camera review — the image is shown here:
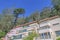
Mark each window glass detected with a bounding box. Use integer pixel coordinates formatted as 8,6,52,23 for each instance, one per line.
23,29,27,32
53,23,59,26
13,34,22,39
19,30,22,33
40,32,51,39
55,31,60,37
48,32,51,38
44,33,48,39
40,25,50,30
19,29,27,33
40,33,44,39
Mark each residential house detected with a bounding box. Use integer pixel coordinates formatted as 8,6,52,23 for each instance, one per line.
4,16,60,40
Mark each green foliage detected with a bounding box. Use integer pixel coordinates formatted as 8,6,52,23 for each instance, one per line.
0,31,6,38
56,37,60,40
52,0,60,5
23,32,38,40
0,39,2,40
14,8,25,14
40,7,53,19
0,8,26,38
24,17,30,23
52,0,60,16
0,11,14,32
29,11,40,21
13,8,25,27
0,0,60,38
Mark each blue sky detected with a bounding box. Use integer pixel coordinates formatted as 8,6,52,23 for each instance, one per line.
0,0,52,16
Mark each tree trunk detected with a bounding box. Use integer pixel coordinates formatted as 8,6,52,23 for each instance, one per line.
13,14,18,27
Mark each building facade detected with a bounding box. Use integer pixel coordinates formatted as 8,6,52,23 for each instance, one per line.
4,16,60,40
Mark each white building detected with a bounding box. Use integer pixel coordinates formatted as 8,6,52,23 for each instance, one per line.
4,16,60,40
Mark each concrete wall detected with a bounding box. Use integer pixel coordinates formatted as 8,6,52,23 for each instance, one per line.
38,17,60,40
49,18,60,31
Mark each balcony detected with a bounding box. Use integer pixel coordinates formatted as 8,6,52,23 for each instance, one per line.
39,28,51,33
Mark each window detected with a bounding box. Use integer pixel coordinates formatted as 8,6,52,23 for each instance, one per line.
55,31,60,37
44,33,48,39
19,30,22,33
40,32,51,39
40,21,47,24
19,29,27,33
23,29,27,32
40,25,50,30
53,23,59,26
13,34,22,39
40,33,44,39
48,32,51,38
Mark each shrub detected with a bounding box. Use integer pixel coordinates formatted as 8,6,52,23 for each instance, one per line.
0,31,6,38
56,37,60,40
23,31,38,40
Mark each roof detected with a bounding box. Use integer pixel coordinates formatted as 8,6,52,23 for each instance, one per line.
15,15,59,28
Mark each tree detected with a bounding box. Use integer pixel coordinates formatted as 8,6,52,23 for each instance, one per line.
13,8,25,27
52,0,60,5
29,11,40,21
40,7,52,19
0,9,14,33
0,9,15,39
0,8,26,38
52,0,60,16
24,17,30,23
17,17,25,25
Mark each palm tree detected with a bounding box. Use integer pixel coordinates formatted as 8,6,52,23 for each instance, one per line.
13,8,25,27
